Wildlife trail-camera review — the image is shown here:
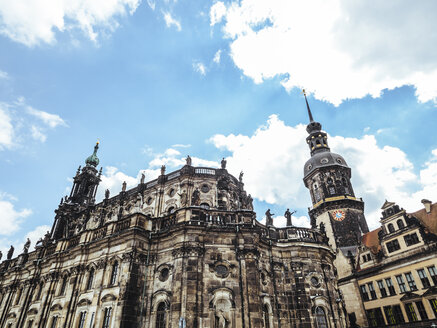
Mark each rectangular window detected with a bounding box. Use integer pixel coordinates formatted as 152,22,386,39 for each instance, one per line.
393,305,405,323
417,269,431,288
377,280,387,298
415,301,428,320
366,308,385,327
367,282,377,300
386,239,401,253
404,233,420,246
78,312,86,328
405,303,418,322
60,277,67,295
50,316,58,328
428,266,437,285
360,285,369,301
385,278,396,296
36,284,43,300
15,288,22,305
396,275,407,293
405,272,418,291
429,299,437,317
383,306,396,324
102,307,112,328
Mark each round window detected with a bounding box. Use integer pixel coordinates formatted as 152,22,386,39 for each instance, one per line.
307,164,313,171
336,158,342,164
201,184,210,193
311,276,320,287
159,268,169,282
215,265,229,278
169,188,176,197
320,158,329,164
146,197,153,205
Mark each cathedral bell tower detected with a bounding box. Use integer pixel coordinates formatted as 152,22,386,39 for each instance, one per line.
69,142,102,206
51,142,102,240
302,91,369,252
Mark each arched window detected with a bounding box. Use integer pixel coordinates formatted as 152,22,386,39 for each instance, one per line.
78,311,86,328
102,307,112,328
168,206,175,214
397,219,405,229
315,307,328,328
87,269,94,290
387,223,395,233
110,262,118,286
313,184,321,202
263,304,270,328
156,302,166,328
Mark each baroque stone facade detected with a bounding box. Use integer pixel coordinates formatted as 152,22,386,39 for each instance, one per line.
0,143,346,328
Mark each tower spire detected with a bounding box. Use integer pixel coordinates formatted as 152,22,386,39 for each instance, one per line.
303,89,314,123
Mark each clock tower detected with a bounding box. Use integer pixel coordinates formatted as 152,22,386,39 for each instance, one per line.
302,91,369,253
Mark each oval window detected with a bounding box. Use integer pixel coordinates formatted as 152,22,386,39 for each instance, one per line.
215,265,229,278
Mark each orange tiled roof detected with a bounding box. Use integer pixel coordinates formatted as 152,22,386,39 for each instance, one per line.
408,202,437,235
362,228,382,254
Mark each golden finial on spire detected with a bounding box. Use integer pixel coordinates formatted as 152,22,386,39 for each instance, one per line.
96,139,100,145
302,89,306,96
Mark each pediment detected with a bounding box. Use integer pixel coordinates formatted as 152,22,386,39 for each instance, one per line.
101,293,117,303
50,303,63,311
77,298,92,307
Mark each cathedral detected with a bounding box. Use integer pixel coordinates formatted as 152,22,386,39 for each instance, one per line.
0,96,436,328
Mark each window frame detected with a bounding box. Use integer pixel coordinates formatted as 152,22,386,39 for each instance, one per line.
396,275,407,293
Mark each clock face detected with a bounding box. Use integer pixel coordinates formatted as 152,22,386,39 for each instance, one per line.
332,209,346,221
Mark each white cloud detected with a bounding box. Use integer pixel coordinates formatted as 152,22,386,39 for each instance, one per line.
25,224,51,250
0,193,32,236
26,106,67,128
0,70,8,79
213,49,222,64
171,143,191,148
210,115,435,230
30,125,47,142
97,166,140,201
193,61,207,76
0,107,14,150
0,0,140,46
0,98,67,150
210,1,227,26
163,11,181,31
210,0,437,105
259,214,310,228
147,0,156,10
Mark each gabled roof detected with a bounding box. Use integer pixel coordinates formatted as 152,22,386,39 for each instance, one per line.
381,200,395,210
408,202,437,235
361,228,382,254
400,291,422,302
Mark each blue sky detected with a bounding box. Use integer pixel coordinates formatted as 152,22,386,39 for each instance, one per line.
0,0,436,255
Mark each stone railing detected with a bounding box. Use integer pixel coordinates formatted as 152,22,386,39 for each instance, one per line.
68,235,80,249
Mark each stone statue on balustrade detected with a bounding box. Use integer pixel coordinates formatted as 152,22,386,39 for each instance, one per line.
186,155,192,166
7,245,14,260
284,208,296,226
23,238,31,254
265,209,274,226
221,158,227,169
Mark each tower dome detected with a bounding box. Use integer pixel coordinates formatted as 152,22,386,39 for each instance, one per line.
85,142,100,167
